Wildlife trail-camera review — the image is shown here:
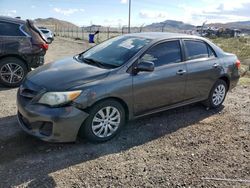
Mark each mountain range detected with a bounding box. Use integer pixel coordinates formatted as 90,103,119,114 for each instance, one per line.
35,18,77,28
34,18,250,32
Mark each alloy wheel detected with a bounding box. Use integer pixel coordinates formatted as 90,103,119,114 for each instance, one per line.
91,106,121,138
0,63,24,84
212,84,226,106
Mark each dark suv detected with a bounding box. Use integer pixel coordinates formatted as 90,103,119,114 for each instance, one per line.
0,16,48,87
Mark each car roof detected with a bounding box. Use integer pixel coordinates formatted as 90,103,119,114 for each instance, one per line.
125,32,225,57
0,16,26,25
126,32,203,41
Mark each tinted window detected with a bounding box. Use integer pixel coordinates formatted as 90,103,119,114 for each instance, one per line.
0,21,25,36
20,25,31,36
184,40,208,60
142,40,182,67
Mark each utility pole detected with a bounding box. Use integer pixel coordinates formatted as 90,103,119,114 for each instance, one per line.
201,20,207,36
128,0,131,33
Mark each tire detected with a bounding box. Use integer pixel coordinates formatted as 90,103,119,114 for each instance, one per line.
203,79,228,109
0,57,28,87
79,99,126,142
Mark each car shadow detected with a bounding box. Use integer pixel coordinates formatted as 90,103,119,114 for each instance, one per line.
0,84,17,91
0,103,224,187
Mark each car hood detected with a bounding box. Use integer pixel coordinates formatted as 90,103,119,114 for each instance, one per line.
26,57,111,90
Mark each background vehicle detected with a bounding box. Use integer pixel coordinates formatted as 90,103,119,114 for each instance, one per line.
17,33,240,143
0,16,48,87
39,27,54,44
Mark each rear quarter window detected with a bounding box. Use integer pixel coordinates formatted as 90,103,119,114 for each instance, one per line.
184,40,209,60
0,21,26,36
20,24,31,36
208,45,216,57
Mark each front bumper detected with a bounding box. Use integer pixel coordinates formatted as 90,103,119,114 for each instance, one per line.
17,93,89,143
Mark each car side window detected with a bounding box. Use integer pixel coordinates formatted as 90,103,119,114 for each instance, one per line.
141,40,182,67
184,40,209,60
0,21,25,36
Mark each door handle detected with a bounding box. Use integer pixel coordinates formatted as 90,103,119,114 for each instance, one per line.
176,70,186,75
213,63,219,68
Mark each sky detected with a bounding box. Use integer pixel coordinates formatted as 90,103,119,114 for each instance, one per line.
0,0,250,27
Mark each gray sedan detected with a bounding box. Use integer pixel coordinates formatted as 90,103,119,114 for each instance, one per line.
17,32,240,143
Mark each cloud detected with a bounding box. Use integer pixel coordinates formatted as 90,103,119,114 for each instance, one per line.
9,10,16,14
103,18,126,26
178,0,250,24
31,5,36,9
139,10,168,20
53,8,84,16
120,0,127,4
0,9,17,17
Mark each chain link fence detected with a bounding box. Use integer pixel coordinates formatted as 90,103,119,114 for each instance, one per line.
43,25,185,43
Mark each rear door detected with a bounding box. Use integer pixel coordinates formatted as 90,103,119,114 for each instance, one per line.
0,21,31,55
183,39,222,100
132,40,187,115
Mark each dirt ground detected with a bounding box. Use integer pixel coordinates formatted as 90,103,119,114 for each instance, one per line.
0,37,249,188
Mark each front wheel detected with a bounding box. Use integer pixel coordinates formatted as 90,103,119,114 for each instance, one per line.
79,99,126,142
203,79,228,108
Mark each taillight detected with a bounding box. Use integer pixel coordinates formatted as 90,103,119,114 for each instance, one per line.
39,43,49,50
235,60,241,69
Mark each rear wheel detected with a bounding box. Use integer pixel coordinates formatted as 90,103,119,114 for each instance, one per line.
203,79,228,108
0,57,28,87
79,99,126,142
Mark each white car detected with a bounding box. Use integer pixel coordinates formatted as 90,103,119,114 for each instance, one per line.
39,27,54,43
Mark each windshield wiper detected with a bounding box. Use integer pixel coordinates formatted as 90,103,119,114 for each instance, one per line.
81,56,118,68
81,57,105,67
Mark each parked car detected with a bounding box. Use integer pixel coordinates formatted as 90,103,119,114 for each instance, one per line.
39,27,54,44
17,32,240,143
0,16,48,87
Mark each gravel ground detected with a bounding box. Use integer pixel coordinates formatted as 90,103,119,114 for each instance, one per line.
0,38,249,187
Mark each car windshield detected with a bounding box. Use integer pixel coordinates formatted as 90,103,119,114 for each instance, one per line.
79,36,151,68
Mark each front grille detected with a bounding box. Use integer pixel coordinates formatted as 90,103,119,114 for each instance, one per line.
19,87,38,99
19,81,44,100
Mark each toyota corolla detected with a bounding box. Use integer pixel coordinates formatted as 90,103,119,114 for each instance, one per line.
17,32,240,143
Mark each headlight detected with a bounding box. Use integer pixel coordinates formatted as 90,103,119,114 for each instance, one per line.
38,90,82,106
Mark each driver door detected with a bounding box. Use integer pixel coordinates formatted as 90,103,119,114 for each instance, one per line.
132,40,187,116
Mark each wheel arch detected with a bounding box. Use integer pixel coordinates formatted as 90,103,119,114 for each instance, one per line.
87,97,130,122
0,55,29,70
218,75,230,91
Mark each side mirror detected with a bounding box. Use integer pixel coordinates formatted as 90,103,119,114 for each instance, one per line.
136,61,154,72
